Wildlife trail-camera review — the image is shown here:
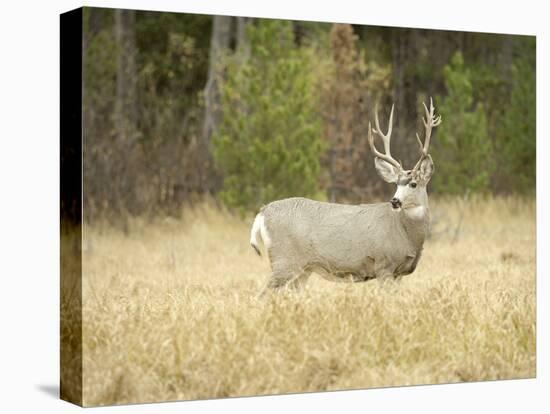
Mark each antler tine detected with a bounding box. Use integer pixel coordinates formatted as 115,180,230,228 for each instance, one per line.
413,97,442,172
415,132,423,152
370,104,401,169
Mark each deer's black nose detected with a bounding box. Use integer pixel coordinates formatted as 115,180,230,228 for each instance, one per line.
390,197,402,209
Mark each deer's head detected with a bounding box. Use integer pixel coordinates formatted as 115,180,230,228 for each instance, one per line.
368,98,442,212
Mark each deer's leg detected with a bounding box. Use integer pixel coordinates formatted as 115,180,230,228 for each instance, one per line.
354,256,376,282
376,272,394,285
257,264,300,298
287,270,311,291
375,259,396,287
394,254,417,277
375,271,399,294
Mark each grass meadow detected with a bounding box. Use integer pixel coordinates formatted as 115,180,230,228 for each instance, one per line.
78,196,536,406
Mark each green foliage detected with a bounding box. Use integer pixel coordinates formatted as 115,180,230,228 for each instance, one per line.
497,37,536,193
432,52,494,195
212,20,324,212
82,8,536,219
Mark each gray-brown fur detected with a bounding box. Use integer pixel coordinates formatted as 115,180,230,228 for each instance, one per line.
250,99,441,296
254,188,429,295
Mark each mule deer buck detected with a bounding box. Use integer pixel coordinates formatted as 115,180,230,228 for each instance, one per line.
250,98,442,296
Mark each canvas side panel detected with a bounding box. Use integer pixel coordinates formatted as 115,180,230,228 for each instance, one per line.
60,7,83,407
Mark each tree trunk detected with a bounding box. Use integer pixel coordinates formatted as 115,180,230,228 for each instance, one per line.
391,28,419,169
202,15,232,147
236,17,250,61
325,24,366,203
114,9,138,226
199,15,232,192
115,9,137,144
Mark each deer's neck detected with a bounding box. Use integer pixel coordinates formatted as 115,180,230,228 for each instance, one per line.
400,205,430,249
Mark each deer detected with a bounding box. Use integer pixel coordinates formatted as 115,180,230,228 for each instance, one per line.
250,98,442,296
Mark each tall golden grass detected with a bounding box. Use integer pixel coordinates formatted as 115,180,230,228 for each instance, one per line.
80,196,535,406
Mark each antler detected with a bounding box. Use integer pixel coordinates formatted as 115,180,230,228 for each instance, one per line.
412,97,441,171
368,104,402,170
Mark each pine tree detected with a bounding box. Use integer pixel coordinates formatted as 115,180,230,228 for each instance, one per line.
212,19,324,212
497,37,536,193
432,52,493,195
323,24,366,203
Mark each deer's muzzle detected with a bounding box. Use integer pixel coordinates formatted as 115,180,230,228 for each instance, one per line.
390,197,402,209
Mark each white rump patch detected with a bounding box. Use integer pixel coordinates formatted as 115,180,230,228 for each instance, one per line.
250,213,272,253
259,214,272,250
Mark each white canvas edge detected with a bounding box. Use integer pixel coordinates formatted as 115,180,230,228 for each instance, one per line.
0,0,545,413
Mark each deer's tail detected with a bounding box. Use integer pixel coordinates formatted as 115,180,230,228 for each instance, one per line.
250,213,264,256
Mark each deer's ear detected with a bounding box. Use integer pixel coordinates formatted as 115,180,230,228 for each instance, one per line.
374,158,399,183
418,155,434,183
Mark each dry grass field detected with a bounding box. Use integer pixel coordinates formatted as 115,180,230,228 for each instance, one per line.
79,196,535,407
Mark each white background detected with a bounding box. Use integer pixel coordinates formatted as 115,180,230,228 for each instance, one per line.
0,0,547,412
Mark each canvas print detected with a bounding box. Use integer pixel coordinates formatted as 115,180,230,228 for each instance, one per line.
60,6,536,407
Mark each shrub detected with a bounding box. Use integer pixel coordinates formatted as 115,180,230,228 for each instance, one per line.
212,19,324,212
431,52,494,195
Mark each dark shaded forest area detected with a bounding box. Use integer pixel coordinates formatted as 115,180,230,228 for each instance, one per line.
82,8,535,221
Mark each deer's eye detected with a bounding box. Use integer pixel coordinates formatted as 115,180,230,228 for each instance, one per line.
410,182,417,188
